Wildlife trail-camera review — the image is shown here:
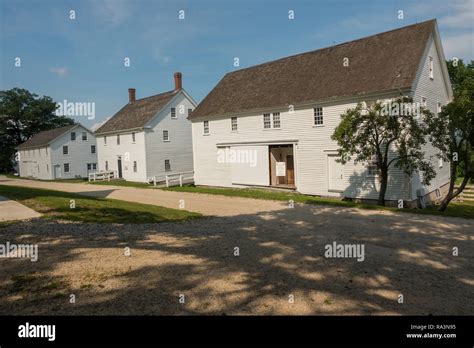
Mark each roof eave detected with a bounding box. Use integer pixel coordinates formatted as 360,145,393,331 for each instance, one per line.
16,124,81,150
189,87,413,121
94,126,144,136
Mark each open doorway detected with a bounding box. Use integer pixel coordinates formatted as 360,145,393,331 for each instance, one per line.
117,156,123,178
269,145,295,188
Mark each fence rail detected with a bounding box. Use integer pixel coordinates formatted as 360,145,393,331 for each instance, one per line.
454,185,474,202
151,171,194,187
88,170,117,182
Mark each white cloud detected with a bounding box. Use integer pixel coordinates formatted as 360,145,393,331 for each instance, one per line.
151,47,171,65
49,67,67,76
91,0,132,25
439,0,474,29
442,32,474,60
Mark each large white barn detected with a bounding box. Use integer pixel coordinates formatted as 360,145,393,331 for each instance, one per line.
188,20,452,206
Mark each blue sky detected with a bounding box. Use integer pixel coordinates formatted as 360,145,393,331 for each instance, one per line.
1,0,473,129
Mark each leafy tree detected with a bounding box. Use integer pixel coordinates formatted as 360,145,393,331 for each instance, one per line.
0,88,75,172
425,59,473,211
331,96,435,206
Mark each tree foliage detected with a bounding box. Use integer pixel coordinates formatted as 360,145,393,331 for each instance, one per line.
0,88,75,172
425,59,474,211
331,96,435,206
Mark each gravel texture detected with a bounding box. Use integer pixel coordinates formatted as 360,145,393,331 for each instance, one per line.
0,203,472,315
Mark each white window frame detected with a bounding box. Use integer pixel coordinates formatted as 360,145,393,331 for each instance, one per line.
133,161,137,173
203,120,210,134
263,113,271,129
104,136,107,145
105,161,109,171
314,107,324,126
82,132,87,141
63,146,69,155
71,132,76,141
164,159,171,172
429,56,434,79
421,97,427,108
163,130,170,142
171,108,177,119
132,132,136,143
91,145,96,154
272,112,281,128
117,134,120,145
64,163,70,173
231,117,238,132
367,156,379,177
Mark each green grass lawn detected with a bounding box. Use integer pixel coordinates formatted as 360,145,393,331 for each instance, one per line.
0,185,201,224
3,174,87,183
455,177,474,185
88,180,156,189
3,173,157,189
163,185,474,219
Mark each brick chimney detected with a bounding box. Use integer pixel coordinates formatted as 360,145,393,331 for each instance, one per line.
128,88,136,103
174,72,182,91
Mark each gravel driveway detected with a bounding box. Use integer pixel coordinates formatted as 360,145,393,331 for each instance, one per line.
1,203,472,315
0,176,286,216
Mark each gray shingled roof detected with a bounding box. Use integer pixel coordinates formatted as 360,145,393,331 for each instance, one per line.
190,20,436,119
16,124,77,150
95,90,178,134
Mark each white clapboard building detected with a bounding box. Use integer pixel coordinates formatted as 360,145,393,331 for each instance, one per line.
95,72,196,183
17,124,97,179
188,20,452,206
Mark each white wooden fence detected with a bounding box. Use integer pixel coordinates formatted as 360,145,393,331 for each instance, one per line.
152,171,194,187
88,170,117,182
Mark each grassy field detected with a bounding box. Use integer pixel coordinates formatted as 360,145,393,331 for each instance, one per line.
88,180,156,189
163,185,474,219
3,173,158,189
455,176,474,185
0,185,201,224
4,174,87,183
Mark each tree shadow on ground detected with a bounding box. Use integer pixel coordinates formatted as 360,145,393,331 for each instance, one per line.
0,204,472,315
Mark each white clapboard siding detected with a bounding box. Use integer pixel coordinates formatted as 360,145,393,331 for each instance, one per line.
96,90,195,183
49,125,98,179
410,34,451,199
97,130,148,182
18,147,53,180
192,93,414,200
145,92,195,181
18,125,97,180
191,27,451,202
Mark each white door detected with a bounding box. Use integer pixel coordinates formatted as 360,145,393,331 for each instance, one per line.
230,145,270,186
327,155,344,191
54,165,61,179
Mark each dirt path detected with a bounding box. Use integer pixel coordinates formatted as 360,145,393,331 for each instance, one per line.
0,176,286,216
0,205,472,315
0,196,41,221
